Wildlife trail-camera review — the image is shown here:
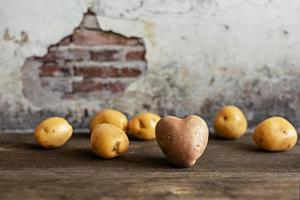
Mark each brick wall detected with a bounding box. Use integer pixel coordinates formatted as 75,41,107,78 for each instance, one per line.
22,10,147,104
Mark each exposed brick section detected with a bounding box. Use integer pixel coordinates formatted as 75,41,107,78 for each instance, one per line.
43,49,90,62
75,66,142,78
73,29,143,46
22,10,147,102
73,80,126,93
126,50,146,61
90,50,120,62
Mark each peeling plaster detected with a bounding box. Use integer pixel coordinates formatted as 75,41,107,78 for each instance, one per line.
3,29,29,45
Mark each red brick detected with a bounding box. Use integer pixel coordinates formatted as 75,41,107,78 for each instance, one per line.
74,66,142,78
73,29,142,46
42,52,56,62
43,49,90,62
126,50,145,61
63,49,90,61
90,50,120,62
39,65,71,77
120,68,143,77
72,80,126,93
59,36,72,46
47,37,72,51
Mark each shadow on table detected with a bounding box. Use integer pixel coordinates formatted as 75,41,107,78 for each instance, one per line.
208,133,275,153
230,142,284,154
73,148,176,169
208,134,226,141
231,143,264,153
11,142,50,151
125,154,177,169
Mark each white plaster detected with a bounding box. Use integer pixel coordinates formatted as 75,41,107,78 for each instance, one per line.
0,0,87,97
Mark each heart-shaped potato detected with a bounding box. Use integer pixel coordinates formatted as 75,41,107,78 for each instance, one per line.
155,115,209,167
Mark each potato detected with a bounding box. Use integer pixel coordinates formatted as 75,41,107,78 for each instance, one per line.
34,117,73,148
253,117,298,151
90,123,129,159
89,109,128,133
155,115,209,167
129,112,161,140
213,105,247,139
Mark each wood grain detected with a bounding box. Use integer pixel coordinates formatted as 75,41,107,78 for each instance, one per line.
0,134,299,199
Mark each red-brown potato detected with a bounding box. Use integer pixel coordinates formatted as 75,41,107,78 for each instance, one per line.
155,115,209,167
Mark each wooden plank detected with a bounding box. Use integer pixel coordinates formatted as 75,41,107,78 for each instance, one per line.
0,134,299,199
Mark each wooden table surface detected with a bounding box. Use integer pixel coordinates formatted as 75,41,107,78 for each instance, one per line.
0,133,299,200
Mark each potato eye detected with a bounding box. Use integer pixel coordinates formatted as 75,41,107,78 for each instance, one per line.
113,141,121,154
139,119,146,128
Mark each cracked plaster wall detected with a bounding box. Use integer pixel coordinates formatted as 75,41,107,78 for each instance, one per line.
1,0,300,132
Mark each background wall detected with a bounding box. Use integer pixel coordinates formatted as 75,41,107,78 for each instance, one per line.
1,0,300,132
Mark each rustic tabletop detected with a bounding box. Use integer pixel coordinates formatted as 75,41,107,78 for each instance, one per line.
0,133,299,200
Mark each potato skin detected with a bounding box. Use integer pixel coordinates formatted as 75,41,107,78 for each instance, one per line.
253,117,298,151
89,109,128,133
34,117,73,148
129,112,161,140
214,105,247,139
90,123,129,159
155,115,209,167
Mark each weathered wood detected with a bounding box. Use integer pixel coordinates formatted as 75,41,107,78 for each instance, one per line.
0,134,299,199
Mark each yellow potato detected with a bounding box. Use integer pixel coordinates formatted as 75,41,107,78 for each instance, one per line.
129,112,161,140
34,117,73,148
89,109,128,133
90,123,129,159
213,105,247,139
253,117,298,151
